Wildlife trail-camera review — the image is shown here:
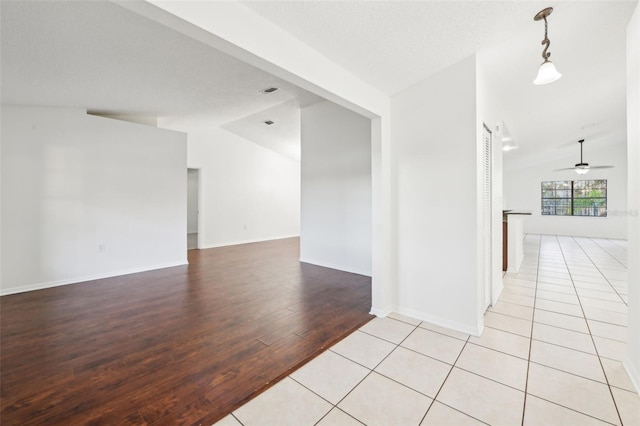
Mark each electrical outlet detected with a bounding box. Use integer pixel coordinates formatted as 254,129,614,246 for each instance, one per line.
98,243,106,252
243,224,247,230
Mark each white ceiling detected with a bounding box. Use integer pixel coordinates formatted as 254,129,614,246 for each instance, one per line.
240,0,636,167
0,0,320,157
2,0,636,166
241,0,548,96
221,100,302,160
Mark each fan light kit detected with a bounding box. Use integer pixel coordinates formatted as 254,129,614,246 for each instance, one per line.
533,7,562,85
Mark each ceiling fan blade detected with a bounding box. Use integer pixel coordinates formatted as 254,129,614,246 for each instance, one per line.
555,140,615,172
553,165,614,171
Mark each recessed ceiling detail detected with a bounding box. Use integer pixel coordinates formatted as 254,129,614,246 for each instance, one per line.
221,100,303,161
0,1,320,124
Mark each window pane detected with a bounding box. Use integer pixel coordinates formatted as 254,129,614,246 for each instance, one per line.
541,179,607,217
542,182,554,190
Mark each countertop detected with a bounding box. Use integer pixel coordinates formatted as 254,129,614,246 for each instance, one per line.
503,210,532,222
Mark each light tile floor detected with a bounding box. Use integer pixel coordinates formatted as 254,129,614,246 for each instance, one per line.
215,235,639,425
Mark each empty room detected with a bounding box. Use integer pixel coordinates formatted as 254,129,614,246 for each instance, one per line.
1,1,638,425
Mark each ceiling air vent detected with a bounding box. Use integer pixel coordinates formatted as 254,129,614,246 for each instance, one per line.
264,120,274,125
260,87,279,94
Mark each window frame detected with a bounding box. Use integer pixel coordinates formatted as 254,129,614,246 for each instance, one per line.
541,179,607,217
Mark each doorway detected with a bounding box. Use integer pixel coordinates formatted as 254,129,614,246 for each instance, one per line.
187,168,200,250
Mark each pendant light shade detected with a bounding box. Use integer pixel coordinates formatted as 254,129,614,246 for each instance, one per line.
533,60,562,85
533,7,562,85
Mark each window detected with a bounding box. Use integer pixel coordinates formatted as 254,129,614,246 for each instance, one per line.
541,180,607,217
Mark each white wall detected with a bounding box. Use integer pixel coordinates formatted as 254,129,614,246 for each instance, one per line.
160,119,300,248
300,101,372,276
476,52,506,307
392,56,483,335
625,2,640,394
122,0,396,315
504,141,627,239
187,168,199,234
1,105,187,295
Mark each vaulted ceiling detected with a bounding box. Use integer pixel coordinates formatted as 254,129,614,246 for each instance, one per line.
1,0,636,164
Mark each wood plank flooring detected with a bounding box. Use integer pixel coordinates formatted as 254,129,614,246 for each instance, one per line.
0,238,373,425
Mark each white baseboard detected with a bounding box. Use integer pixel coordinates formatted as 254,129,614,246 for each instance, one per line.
393,305,484,337
623,356,640,395
491,282,504,306
369,306,393,317
299,257,372,277
0,260,188,296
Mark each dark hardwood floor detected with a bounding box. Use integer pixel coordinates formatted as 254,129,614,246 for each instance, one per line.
0,238,373,425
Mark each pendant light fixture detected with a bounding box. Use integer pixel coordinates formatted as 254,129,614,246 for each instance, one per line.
533,7,562,85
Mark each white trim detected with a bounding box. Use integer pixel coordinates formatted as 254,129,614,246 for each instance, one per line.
369,306,393,317
393,305,485,337
491,281,504,306
623,356,640,395
299,257,372,277
0,260,188,296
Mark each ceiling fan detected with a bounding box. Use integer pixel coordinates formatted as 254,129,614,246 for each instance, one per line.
554,139,614,175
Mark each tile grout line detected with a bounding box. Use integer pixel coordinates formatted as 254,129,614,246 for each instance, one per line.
230,412,244,426
589,237,628,269
559,236,624,426
527,359,611,386
520,234,542,426
488,300,535,321
528,336,602,356
483,323,531,339
296,355,376,425
451,365,529,393
464,340,529,361
528,395,620,426
418,333,474,425
525,237,623,426
314,320,424,425
386,321,442,424
535,307,626,328
242,318,422,426
574,237,628,307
